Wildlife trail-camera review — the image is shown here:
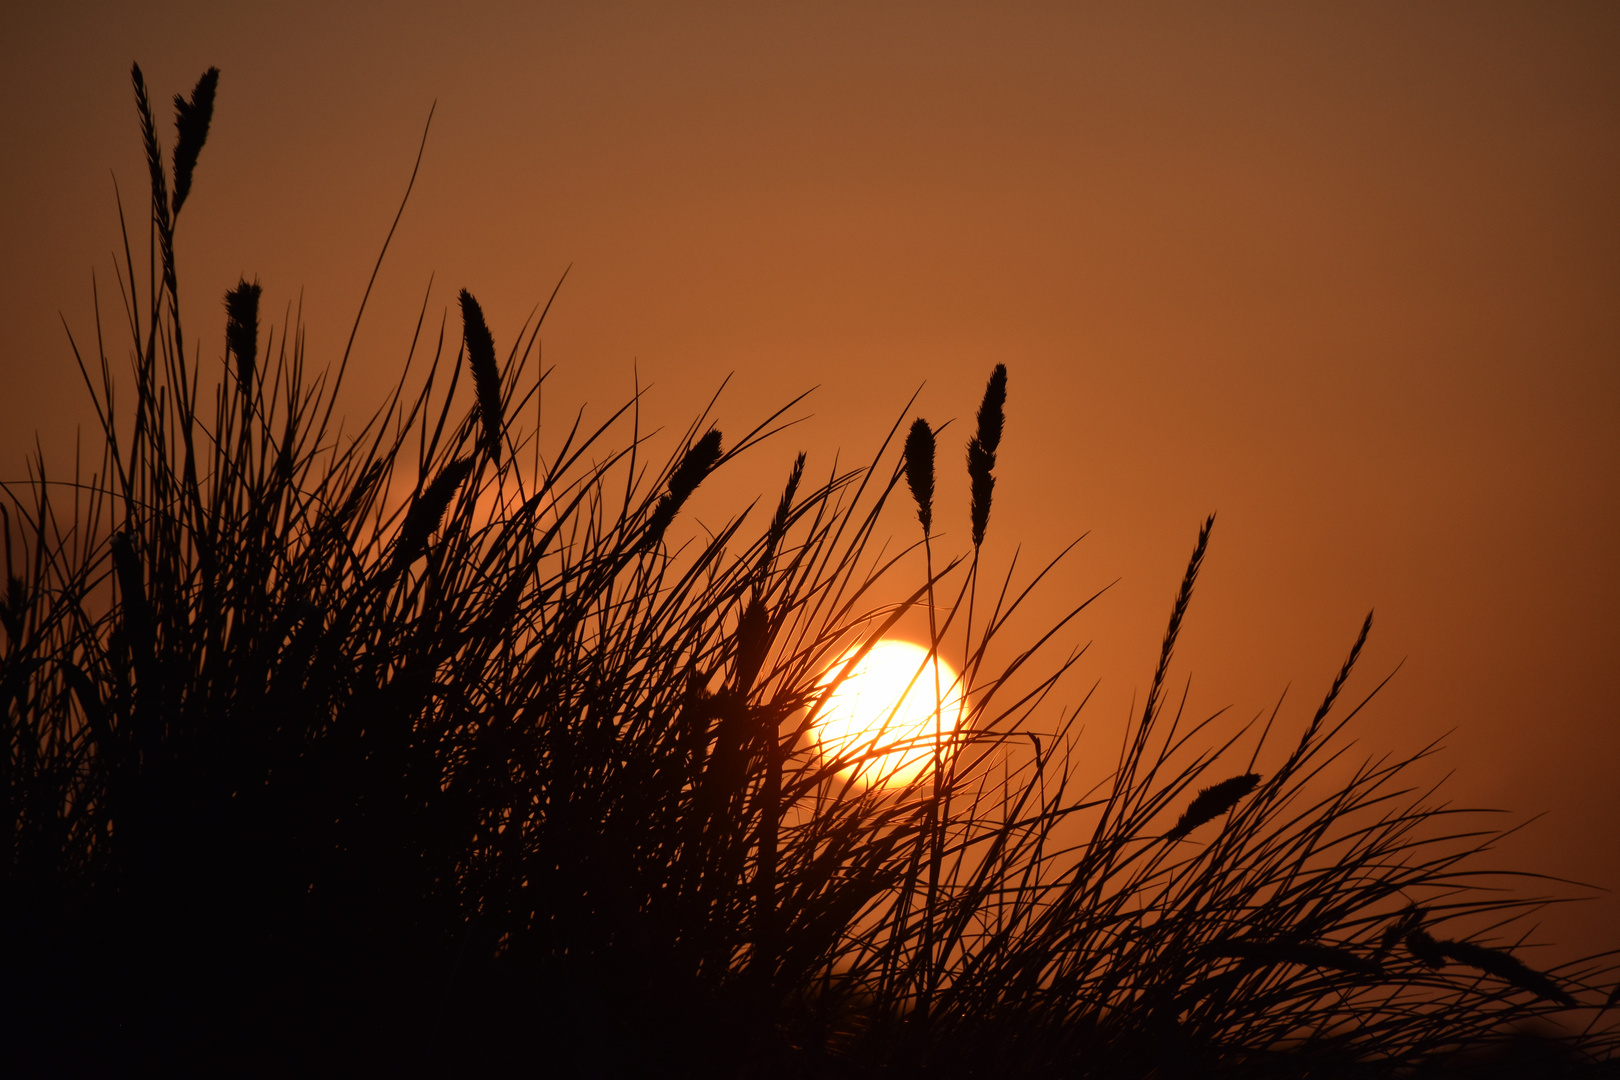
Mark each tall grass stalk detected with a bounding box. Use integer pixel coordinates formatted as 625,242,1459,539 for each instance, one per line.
1,65,1616,1077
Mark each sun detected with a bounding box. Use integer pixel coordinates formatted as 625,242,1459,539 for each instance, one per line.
812,639,965,788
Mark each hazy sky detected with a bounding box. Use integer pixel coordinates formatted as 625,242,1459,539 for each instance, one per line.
3,2,1617,953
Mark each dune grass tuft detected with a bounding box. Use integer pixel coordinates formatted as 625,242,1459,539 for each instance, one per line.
1,64,1616,1078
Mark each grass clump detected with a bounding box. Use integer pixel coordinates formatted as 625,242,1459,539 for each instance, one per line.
1,64,1617,1078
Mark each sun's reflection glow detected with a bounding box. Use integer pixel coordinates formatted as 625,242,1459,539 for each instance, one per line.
812,640,964,788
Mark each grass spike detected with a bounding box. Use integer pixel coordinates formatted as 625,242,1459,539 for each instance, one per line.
170,67,219,217
458,288,503,462
1165,771,1261,840
224,278,260,392
905,417,935,537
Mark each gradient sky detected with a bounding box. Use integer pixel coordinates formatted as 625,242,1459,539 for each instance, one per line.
3,2,1617,955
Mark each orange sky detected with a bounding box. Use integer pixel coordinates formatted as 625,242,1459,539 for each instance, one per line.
3,3,1617,955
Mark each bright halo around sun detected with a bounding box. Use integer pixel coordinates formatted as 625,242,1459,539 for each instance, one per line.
813,640,964,788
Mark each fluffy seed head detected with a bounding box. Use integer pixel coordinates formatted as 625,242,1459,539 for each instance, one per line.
645,430,724,547
131,64,170,235
1376,908,1425,960
967,439,994,548
171,67,219,216
1209,939,1384,978
759,452,804,582
1405,927,1448,969
395,457,475,567
967,364,1007,547
669,429,723,504
1439,939,1575,1007
459,289,503,462
975,363,1007,456
1166,772,1260,841
904,418,935,537
224,278,260,391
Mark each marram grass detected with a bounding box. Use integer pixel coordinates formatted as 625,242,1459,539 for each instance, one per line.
1,64,1617,1079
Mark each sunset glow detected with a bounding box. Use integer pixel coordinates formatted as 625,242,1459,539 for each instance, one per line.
813,640,964,788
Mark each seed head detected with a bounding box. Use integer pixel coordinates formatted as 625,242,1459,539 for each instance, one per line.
905,418,935,537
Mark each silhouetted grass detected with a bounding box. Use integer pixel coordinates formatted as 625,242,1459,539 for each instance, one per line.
2,64,1617,1078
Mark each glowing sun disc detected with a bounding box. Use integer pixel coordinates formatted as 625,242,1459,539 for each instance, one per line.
813,640,964,788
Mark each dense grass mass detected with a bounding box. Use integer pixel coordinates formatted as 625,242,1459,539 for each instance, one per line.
2,66,1617,1077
